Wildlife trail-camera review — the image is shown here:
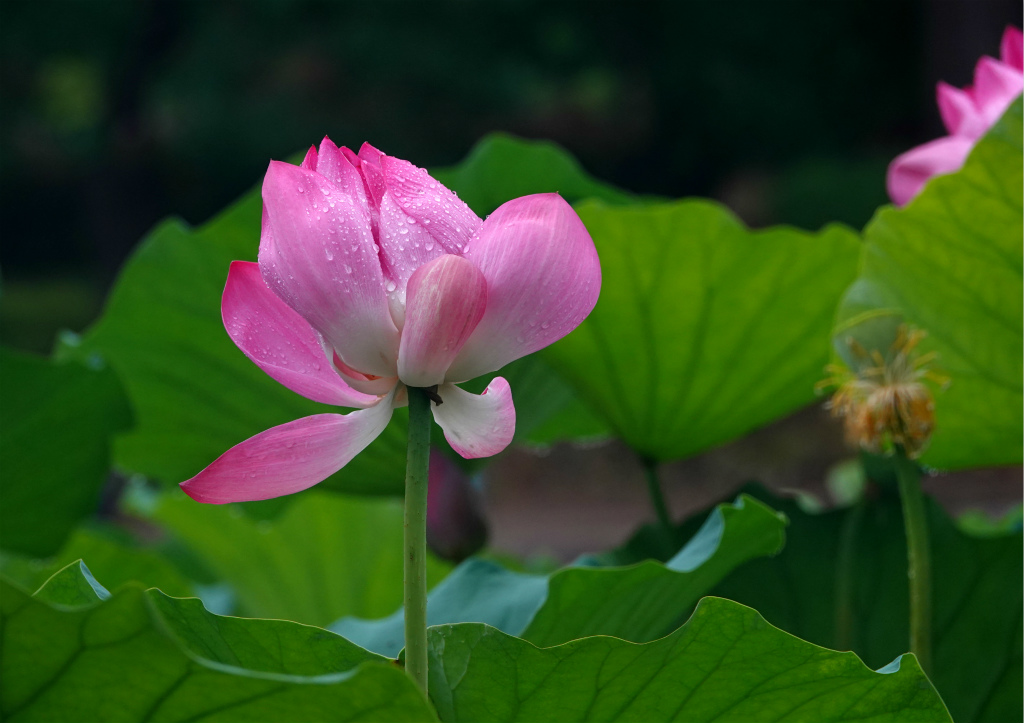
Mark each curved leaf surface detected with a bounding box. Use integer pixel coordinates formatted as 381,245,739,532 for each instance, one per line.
0,526,196,600
705,484,1022,723
426,597,950,723
332,494,786,655
838,98,1023,469
544,200,861,462
0,563,437,722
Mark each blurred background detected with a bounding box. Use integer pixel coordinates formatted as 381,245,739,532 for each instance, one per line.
2,0,1021,559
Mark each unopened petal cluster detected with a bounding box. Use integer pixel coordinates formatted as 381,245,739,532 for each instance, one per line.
887,26,1023,206
823,325,947,458
182,139,601,504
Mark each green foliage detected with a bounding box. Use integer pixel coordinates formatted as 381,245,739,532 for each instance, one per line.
544,199,861,461
837,98,1023,469
151,490,451,627
0,563,437,722
426,597,950,723
332,494,786,656
432,132,641,217
521,494,787,646
0,526,195,599
0,349,131,556
704,485,1022,723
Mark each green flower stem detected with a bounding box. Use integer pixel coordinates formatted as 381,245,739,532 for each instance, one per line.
894,447,932,675
642,457,673,538
833,500,866,652
403,386,432,694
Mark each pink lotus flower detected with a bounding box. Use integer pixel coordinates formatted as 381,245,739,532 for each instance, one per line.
181,139,600,504
887,26,1023,206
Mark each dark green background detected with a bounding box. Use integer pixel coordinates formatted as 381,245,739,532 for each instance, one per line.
1,0,1021,351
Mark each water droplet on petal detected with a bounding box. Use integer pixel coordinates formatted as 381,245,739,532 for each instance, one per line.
344,264,353,274
386,281,397,292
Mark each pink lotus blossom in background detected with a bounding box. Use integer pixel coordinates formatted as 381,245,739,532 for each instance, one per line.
887,25,1023,206
181,139,601,504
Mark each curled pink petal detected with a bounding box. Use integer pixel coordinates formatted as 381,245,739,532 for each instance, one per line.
446,194,601,381
222,261,377,408
398,254,487,387
886,135,975,206
1002,26,1023,72
374,155,482,298
301,145,318,171
973,56,1024,126
180,393,397,503
432,378,515,459
380,154,481,253
259,160,400,377
331,350,399,396
356,142,387,207
313,137,371,208
937,82,987,138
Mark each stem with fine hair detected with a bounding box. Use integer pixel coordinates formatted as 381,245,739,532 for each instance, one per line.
403,386,432,694
642,457,673,538
894,447,932,675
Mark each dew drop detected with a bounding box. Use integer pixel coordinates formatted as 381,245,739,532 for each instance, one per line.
325,248,334,261
541,321,550,329
344,264,353,274
425,241,434,251
297,186,305,193
386,281,397,292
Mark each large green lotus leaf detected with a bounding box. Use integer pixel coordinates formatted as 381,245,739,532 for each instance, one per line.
0,563,437,722
544,200,861,462
0,348,132,556
838,98,1023,469
0,526,195,600
150,489,450,627
432,132,639,217
704,484,1022,723
426,597,950,723
69,192,410,496
331,494,786,656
